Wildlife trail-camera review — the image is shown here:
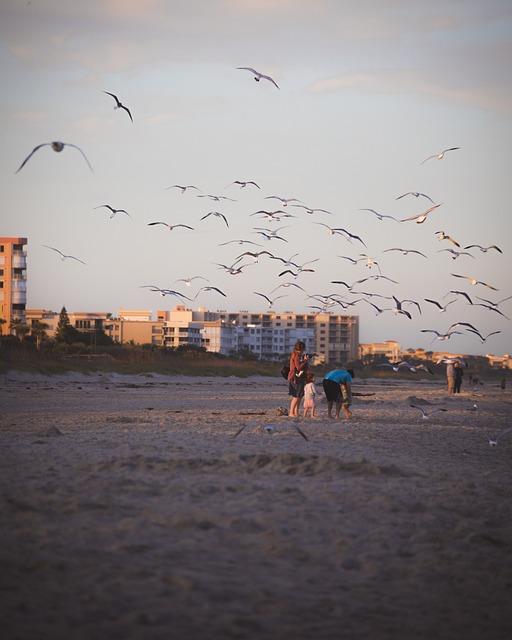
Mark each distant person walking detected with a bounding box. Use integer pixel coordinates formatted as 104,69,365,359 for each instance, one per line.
322,369,353,419
303,373,319,418
446,361,456,395
287,341,310,417
454,361,464,393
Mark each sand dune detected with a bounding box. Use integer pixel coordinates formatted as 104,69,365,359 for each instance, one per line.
1,372,511,639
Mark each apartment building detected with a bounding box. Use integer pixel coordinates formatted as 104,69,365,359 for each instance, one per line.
359,340,402,362
0,237,28,334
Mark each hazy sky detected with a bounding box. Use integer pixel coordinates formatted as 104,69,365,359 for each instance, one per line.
2,0,511,357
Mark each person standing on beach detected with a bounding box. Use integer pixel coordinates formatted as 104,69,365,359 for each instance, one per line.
322,369,353,419
287,341,310,417
454,361,464,393
446,361,456,394
303,373,319,418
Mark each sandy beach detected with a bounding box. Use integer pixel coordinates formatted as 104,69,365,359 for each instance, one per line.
1,371,511,640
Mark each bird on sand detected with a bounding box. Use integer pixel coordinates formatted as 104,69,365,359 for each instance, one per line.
147,222,194,231
95,204,132,219
234,423,308,441
43,245,86,265
421,147,460,164
102,91,133,123
410,405,448,420
237,67,280,89
451,274,498,291
16,141,93,173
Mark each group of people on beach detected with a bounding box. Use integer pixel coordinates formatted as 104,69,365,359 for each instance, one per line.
286,340,353,419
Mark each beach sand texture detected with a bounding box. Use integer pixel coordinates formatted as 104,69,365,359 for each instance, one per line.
1,371,511,640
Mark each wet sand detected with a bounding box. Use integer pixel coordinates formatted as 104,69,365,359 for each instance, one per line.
1,371,511,639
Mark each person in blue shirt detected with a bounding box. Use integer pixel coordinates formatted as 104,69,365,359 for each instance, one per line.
322,369,353,419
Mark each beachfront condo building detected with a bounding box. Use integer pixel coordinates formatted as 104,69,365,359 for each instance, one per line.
0,237,28,335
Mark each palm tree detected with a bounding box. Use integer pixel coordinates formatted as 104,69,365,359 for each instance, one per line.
30,320,50,350
9,318,30,343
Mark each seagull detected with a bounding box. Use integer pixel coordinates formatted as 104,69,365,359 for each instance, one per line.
218,239,261,247
489,427,512,447
173,276,209,287
313,223,366,246
235,250,276,263
140,286,192,301
102,91,133,123
43,245,86,265
253,230,288,243
473,303,510,319
147,222,194,231
396,192,435,204
435,231,460,247
392,296,413,319
214,262,252,275
356,274,399,286
359,208,400,222
165,184,200,193
436,356,467,366
95,204,132,219
357,254,381,273
278,268,315,278
198,193,236,202
466,329,501,343
400,203,442,224
264,195,301,207
424,298,456,312
475,294,512,308
463,244,502,254
237,67,280,89
250,209,292,222
234,423,309,441
451,274,498,290
16,141,93,173
253,292,288,309
201,211,229,228
446,290,473,305
270,282,307,294
421,147,460,164
421,329,464,343
383,247,428,258
291,204,332,215
447,321,480,333
400,362,434,375
193,286,227,299
226,180,260,189
437,248,475,260
410,405,448,420
361,299,390,316
337,255,359,265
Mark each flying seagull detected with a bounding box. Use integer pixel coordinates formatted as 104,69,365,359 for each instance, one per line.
226,180,260,189
102,91,133,123
410,405,448,420
359,208,400,222
173,276,209,287
147,222,194,231
435,231,460,247
424,298,456,312
489,427,512,447
95,204,132,219
451,274,499,290
383,247,428,258
165,184,200,193
421,147,460,164
466,329,501,343
400,203,442,224
193,286,227,299
396,192,435,204
463,244,502,254
201,211,229,228
234,423,308,441
264,195,301,207
237,67,280,89
437,248,475,260
43,245,86,265
253,292,288,309
16,141,93,173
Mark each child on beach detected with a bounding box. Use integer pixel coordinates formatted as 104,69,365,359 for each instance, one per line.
303,373,319,418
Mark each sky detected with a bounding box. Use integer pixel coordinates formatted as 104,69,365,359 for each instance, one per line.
1,0,511,357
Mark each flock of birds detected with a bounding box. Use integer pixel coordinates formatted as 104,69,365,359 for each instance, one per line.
15,67,509,361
